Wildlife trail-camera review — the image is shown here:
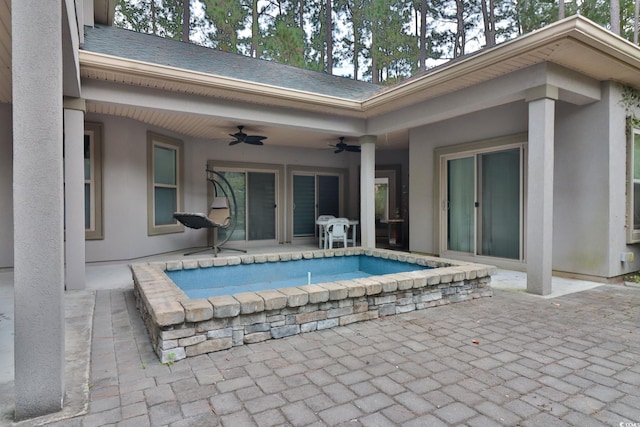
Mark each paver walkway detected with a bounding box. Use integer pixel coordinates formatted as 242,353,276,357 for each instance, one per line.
43,285,640,426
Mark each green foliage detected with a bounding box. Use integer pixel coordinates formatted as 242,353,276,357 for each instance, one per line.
115,0,185,39
201,0,248,53
621,85,640,129
114,0,640,85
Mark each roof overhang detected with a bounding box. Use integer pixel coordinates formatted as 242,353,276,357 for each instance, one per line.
79,15,640,121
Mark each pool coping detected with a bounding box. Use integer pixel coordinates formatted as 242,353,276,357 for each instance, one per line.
131,247,496,362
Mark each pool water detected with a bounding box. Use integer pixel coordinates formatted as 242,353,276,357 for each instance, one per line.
167,255,432,299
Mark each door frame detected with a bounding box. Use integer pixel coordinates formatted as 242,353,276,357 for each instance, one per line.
207,160,285,246
287,165,348,243
433,133,528,268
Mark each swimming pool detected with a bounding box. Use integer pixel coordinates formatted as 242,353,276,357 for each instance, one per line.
167,255,433,299
131,247,495,363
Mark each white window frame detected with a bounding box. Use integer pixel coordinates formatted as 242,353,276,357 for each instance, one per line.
147,132,184,236
84,122,103,240
627,127,640,243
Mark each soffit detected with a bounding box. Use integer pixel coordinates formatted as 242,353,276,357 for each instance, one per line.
84,99,409,150
80,51,368,119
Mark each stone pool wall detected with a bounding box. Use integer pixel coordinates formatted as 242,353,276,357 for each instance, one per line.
131,248,495,363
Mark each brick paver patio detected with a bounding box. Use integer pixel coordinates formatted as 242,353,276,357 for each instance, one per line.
46,284,639,426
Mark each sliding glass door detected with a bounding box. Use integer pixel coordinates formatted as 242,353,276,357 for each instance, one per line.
293,173,341,238
216,169,277,242
444,147,522,260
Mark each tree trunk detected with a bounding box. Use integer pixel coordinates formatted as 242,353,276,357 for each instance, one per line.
150,0,157,34
182,0,190,42
635,0,639,44
558,0,565,20
611,0,620,35
481,0,496,47
326,0,333,74
251,0,260,57
299,0,305,29
419,0,427,71
454,0,465,57
352,5,359,80
371,31,378,83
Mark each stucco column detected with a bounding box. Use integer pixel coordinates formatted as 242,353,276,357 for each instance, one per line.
360,136,376,247
64,99,86,290
12,1,65,419
526,86,557,296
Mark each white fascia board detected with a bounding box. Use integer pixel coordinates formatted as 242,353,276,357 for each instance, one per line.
79,50,365,113
81,79,367,136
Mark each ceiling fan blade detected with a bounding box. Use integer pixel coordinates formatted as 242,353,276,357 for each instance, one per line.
244,135,266,144
230,132,245,140
229,140,242,146
345,145,361,152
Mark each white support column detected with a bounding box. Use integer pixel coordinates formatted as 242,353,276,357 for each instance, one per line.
360,136,376,248
526,86,557,296
64,99,86,290
12,1,65,419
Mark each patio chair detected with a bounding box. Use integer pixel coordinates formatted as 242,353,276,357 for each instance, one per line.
317,214,335,249
325,218,351,249
174,197,241,255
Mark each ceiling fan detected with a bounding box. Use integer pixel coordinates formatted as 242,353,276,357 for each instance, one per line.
228,126,267,146
330,137,361,153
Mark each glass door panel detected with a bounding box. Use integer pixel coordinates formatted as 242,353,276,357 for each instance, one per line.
293,175,316,237
318,175,340,217
217,171,246,241
447,157,475,253
478,149,520,259
247,172,276,240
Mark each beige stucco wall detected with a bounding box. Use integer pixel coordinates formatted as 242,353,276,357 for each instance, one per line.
409,82,638,280
0,104,13,268
554,82,640,279
408,101,528,257
83,114,363,263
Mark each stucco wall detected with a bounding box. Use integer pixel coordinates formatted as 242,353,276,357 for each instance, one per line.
408,102,528,256
553,84,613,278
408,82,637,280
552,82,640,280
84,114,359,262
0,104,13,268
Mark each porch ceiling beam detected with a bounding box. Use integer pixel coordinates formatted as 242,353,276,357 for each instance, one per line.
81,79,368,136
366,63,601,136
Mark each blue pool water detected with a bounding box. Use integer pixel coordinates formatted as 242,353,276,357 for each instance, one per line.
168,255,431,299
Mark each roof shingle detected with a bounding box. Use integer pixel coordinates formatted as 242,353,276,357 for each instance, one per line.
82,25,384,101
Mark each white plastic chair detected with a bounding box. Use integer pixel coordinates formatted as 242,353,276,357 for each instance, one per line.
326,218,350,249
317,215,335,248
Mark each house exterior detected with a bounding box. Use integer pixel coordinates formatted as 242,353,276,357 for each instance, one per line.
3,0,640,419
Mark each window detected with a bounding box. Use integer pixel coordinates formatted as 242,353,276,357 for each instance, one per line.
147,132,183,235
628,128,640,243
84,123,103,240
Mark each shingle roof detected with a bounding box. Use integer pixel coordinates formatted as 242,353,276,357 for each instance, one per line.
82,25,384,101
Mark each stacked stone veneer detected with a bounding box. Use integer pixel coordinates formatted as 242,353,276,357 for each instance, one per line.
131,248,495,363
